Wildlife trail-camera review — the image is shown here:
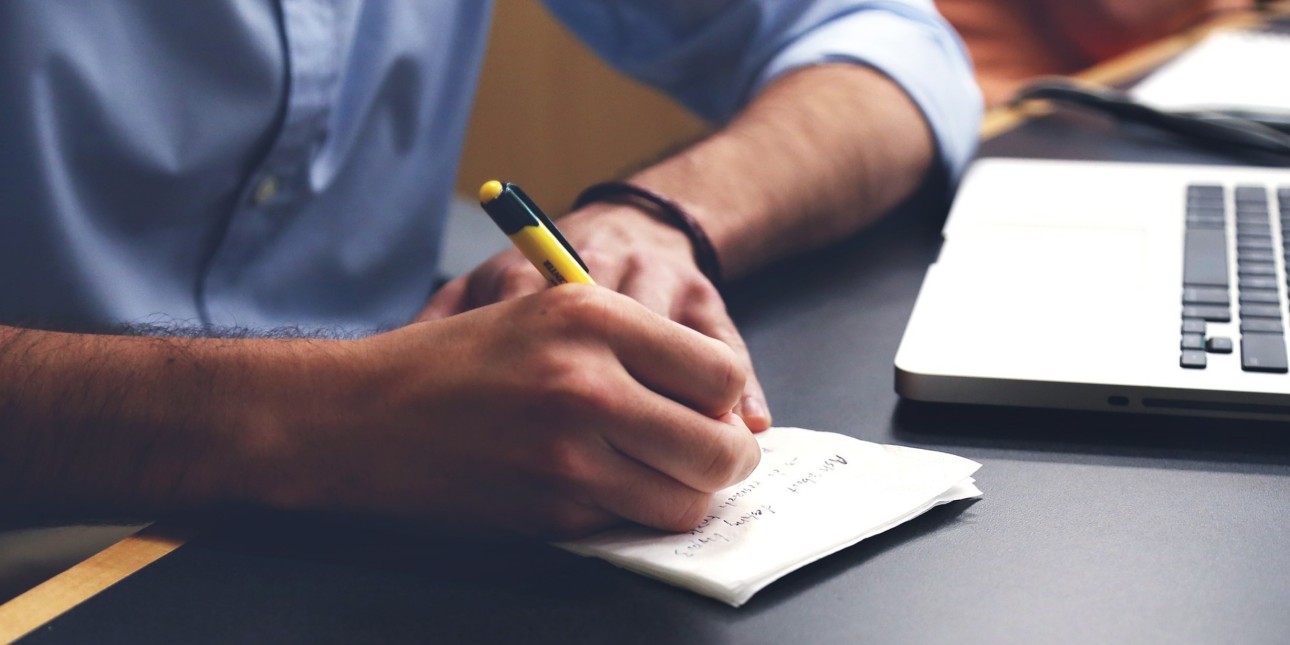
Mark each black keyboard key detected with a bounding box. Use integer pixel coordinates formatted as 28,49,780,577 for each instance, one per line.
1189,185,1224,198
1233,225,1274,238
1206,336,1233,354
1241,319,1285,334
1235,204,1269,216
1183,305,1231,322
1187,219,1224,230
1241,333,1289,373
1188,200,1225,213
1237,230,1273,241
1237,237,1274,251
1236,224,1272,237
1183,229,1229,287
1239,275,1278,290
1188,206,1225,219
1238,250,1276,264
1239,263,1277,277
1182,318,1206,334
1235,186,1268,204
1239,290,1280,305
1241,304,1283,319
1181,350,1208,369
1182,286,1229,305
1182,333,1205,350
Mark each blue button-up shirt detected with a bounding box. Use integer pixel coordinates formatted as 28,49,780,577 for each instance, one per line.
0,1,979,333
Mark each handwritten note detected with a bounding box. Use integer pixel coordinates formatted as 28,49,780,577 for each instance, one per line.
558,427,981,607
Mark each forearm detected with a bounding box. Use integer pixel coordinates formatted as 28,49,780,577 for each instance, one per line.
0,325,345,519
628,64,934,279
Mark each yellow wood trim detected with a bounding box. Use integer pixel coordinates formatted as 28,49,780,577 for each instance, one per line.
979,101,1054,141
980,9,1268,141
0,524,191,644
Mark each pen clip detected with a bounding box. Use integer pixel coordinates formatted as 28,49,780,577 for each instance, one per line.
509,184,590,273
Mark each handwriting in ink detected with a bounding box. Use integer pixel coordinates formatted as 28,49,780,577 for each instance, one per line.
787,454,850,493
819,455,848,471
716,480,762,509
721,505,776,528
674,531,732,558
687,515,719,536
673,506,777,557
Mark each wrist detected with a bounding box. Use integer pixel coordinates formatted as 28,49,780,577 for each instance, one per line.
572,181,723,286
0,331,359,516
204,337,371,514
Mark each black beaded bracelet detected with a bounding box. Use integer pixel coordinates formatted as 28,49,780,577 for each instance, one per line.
572,181,723,287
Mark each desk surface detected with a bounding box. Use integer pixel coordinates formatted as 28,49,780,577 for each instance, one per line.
11,20,1290,645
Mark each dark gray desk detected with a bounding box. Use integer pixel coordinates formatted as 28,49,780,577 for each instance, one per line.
20,113,1290,644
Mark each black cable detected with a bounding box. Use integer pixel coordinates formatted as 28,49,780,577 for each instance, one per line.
1010,78,1290,162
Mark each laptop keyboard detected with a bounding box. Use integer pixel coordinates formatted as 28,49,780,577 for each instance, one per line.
1180,184,1290,372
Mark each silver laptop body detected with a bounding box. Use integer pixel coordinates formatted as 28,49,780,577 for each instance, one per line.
895,158,1290,421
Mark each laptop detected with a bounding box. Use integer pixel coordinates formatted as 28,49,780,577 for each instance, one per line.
894,158,1290,420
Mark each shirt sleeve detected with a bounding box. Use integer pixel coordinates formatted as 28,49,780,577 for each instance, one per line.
541,0,983,181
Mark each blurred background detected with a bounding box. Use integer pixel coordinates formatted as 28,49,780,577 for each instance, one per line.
458,0,1256,214
457,0,709,212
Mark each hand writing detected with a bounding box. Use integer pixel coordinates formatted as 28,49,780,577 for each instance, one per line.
420,202,771,431
270,287,761,538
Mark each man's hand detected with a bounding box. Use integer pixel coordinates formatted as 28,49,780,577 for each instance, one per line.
0,288,758,539
273,286,761,538
419,202,772,431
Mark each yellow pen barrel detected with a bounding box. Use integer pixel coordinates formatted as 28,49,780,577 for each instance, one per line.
508,225,596,286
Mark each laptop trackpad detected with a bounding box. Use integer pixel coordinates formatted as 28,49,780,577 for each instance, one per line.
926,226,1154,379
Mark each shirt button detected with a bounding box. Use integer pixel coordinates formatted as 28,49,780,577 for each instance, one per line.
252,175,279,205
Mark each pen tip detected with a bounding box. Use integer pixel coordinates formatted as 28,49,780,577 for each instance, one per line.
479,180,504,204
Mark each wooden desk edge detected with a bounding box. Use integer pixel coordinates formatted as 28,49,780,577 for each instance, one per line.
0,5,1283,642
0,524,191,643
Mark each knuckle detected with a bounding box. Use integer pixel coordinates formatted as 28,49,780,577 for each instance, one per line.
578,249,615,274
699,439,743,491
662,492,713,532
497,262,533,284
685,278,722,306
495,264,540,297
698,430,759,492
623,253,650,276
713,344,746,402
738,435,762,479
532,437,593,494
542,365,618,418
542,284,614,329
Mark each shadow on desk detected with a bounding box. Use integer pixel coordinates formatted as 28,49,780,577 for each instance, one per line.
893,400,1290,472
82,496,976,640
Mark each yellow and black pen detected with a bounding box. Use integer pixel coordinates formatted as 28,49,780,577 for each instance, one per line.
478,180,595,286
